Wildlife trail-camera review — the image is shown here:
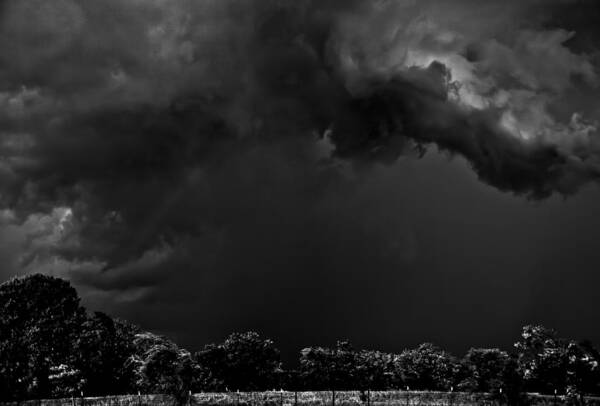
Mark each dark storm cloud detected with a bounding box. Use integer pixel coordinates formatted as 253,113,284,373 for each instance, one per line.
2,0,600,209
2,0,600,357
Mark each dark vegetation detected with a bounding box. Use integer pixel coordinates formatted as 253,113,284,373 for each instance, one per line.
1,275,599,404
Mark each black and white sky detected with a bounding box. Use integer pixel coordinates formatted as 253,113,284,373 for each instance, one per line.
1,0,600,361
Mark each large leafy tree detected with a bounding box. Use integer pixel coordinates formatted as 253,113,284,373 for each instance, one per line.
393,343,457,391
514,325,569,394
355,350,394,391
299,341,358,391
514,325,600,399
0,329,29,400
458,348,510,393
196,331,282,391
74,312,140,395
456,347,527,405
565,340,600,399
129,332,197,404
0,274,85,400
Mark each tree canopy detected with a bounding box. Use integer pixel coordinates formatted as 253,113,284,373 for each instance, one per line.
195,331,282,391
0,275,84,399
1,275,600,402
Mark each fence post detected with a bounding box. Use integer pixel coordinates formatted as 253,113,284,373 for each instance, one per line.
367,389,370,406
294,391,297,406
81,391,84,406
331,389,335,406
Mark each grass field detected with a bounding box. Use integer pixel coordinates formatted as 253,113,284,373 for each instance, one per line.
3,391,600,406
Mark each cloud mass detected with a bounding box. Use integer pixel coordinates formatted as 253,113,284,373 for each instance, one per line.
1,0,600,357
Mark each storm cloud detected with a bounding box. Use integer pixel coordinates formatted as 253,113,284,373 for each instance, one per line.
1,0,600,358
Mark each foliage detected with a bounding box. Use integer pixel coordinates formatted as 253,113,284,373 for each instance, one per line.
457,348,527,404
129,332,197,404
48,364,84,398
565,340,600,400
0,274,85,400
74,312,140,395
3,275,600,400
515,325,571,394
355,350,395,390
458,348,510,393
299,341,360,391
195,331,282,391
299,344,400,391
393,343,457,391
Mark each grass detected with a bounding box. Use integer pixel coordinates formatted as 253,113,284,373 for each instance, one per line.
3,391,600,406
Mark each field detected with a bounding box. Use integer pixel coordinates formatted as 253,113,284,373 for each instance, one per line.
3,391,600,406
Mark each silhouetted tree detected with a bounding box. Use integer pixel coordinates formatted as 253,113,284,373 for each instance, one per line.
515,325,600,401
393,343,457,391
3,274,600,401
299,341,359,392
458,348,510,393
456,347,527,404
74,312,140,395
565,340,600,400
195,331,282,391
514,325,569,394
129,332,197,404
355,350,394,390
0,274,85,400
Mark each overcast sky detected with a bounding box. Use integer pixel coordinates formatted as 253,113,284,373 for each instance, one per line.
1,0,600,362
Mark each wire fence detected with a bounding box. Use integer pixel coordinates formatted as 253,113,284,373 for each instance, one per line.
3,391,600,406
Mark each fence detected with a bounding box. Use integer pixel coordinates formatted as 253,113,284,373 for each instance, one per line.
3,391,600,406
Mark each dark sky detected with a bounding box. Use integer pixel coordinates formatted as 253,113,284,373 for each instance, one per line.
1,0,600,363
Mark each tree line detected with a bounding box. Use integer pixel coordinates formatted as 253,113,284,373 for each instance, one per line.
1,275,599,404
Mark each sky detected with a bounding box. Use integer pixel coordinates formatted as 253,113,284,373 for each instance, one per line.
1,0,600,362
